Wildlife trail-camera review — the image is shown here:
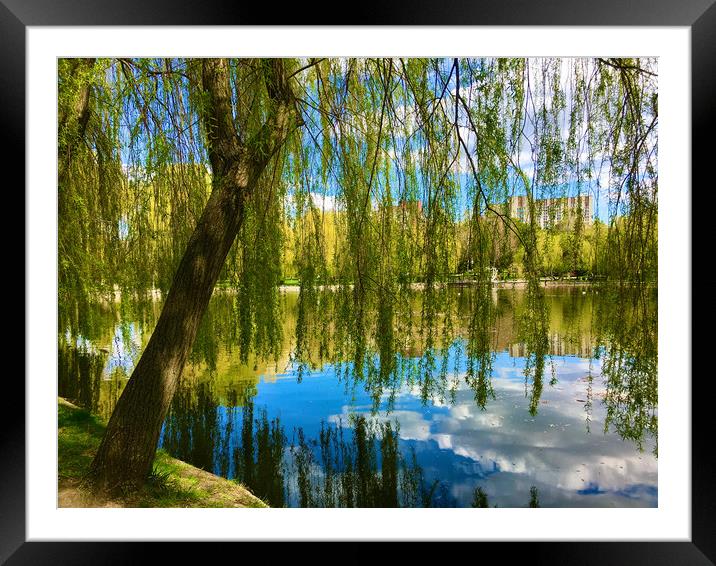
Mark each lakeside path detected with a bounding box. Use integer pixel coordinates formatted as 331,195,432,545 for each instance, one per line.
98,279,601,303
58,398,267,508
273,279,598,292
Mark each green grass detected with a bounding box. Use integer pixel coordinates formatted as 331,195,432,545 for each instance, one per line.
58,401,106,481
58,398,267,508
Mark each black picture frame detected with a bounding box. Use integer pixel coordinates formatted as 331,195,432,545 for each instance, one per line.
7,1,712,563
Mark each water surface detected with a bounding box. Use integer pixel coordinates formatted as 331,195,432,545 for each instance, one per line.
58,285,657,508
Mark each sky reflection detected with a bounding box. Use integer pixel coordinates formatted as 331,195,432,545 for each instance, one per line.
60,287,658,507
239,347,656,507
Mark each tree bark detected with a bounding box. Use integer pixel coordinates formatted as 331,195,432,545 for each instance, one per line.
88,58,296,491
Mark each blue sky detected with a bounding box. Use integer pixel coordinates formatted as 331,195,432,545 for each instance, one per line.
114,57,647,226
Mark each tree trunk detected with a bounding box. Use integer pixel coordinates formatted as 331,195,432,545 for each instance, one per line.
88,58,296,491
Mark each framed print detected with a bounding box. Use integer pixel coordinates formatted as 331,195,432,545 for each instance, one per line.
7,0,713,563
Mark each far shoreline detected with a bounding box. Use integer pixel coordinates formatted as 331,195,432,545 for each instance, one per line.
97,278,654,303
274,279,598,293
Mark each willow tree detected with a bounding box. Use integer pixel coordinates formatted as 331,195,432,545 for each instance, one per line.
58,56,658,491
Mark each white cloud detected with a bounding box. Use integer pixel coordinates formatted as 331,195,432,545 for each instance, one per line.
309,192,339,212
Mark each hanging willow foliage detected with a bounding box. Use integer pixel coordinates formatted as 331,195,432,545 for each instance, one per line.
59,56,658,413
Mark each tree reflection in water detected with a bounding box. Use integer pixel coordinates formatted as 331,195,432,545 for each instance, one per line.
60,285,658,506
161,384,446,508
594,283,658,455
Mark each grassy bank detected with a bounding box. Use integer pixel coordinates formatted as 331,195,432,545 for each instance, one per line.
58,397,267,508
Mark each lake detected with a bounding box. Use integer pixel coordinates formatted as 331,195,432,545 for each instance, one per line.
58,284,657,508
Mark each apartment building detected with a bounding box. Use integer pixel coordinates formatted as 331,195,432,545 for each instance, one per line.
508,194,593,229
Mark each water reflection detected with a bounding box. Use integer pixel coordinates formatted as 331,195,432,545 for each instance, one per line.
160,384,446,508
595,284,658,455
58,284,657,507
58,343,105,414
